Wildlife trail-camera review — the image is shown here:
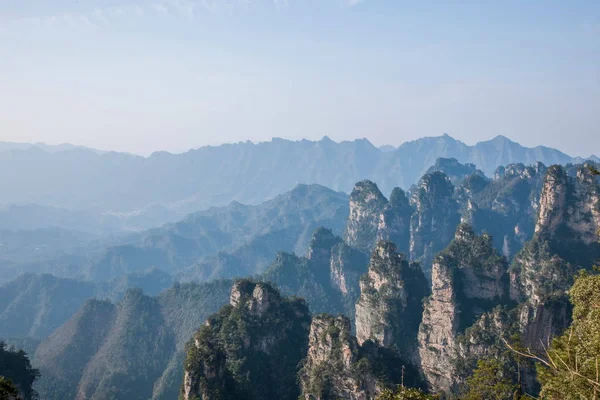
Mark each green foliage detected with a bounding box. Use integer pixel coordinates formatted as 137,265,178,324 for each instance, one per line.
441,224,506,272
183,280,311,400
462,358,519,400
0,376,20,400
426,157,483,186
537,272,600,400
377,387,439,400
511,237,578,303
0,342,39,400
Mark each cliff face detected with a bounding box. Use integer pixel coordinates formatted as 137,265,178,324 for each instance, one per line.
535,165,600,247
355,241,428,360
299,315,380,400
459,162,546,260
299,314,424,400
182,280,311,400
344,180,389,253
417,224,510,392
409,172,461,277
376,188,414,255
510,164,600,351
425,157,484,186
262,227,368,319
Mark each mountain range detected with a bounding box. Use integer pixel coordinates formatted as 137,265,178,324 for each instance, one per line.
17,159,599,400
1,135,600,399
0,135,595,221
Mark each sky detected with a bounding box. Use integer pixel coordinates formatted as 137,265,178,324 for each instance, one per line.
0,0,599,156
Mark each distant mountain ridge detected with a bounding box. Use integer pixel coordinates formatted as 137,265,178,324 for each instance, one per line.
0,141,106,155
0,135,594,216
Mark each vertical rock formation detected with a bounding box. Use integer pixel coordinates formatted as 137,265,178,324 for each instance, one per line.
535,164,600,246
182,280,311,400
355,241,428,360
343,180,389,253
308,227,343,266
262,227,368,319
299,315,380,400
425,157,484,186
510,164,600,352
299,314,424,400
417,224,510,392
376,187,413,255
457,162,546,261
409,172,461,277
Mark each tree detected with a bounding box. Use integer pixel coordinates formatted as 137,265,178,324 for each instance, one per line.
503,271,600,400
535,272,600,400
462,358,519,400
377,387,439,400
0,342,39,400
0,376,21,400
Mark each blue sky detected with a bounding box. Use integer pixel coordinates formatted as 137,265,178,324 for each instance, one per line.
1,0,598,155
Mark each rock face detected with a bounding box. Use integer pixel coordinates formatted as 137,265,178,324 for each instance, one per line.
182,280,311,400
425,157,484,186
458,162,546,260
299,315,380,400
308,227,344,266
355,241,428,360
409,172,461,277
510,164,600,353
376,188,414,255
535,164,600,246
344,180,389,253
417,224,510,392
299,314,424,400
329,242,369,301
262,227,368,319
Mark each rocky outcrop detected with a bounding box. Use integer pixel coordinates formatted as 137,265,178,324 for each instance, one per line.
409,172,461,277
308,227,343,266
299,315,380,400
507,164,600,355
355,241,428,360
376,188,413,255
343,180,414,259
329,242,369,300
418,224,510,393
182,280,311,400
535,164,600,245
344,181,389,253
458,162,547,260
425,157,484,186
262,228,368,319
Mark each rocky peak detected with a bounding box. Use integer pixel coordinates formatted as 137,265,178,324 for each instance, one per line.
299,315,385,400
535,164,600,246
329,242,369,299
409,171,461,277
377,187,413,255
426,157,484,186
535,165,570,235
183,280,310,400
304,315,358,370
389,187,410,209
229,279,281,318
418,225,510,392
344,180,389,253
453,223,475,242
458,162,547,261
307,227,342,264
355,241,428,358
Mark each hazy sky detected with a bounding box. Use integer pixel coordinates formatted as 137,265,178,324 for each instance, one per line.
1,0,599,156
